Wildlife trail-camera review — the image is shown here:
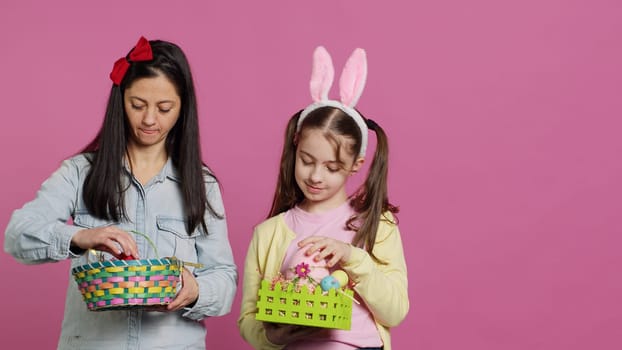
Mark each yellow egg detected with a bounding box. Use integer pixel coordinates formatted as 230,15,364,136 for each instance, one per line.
331,270,349,287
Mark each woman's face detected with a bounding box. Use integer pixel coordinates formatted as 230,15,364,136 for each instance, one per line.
124,73,181,152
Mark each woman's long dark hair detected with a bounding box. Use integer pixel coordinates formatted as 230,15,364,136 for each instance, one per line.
268,106,398,261
81,39,219,234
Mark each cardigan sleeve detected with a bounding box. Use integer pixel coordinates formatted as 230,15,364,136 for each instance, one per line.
341,213,409,327
238,221,287,350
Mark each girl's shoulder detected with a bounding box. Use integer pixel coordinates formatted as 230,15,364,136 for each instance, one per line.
255,212,286,231
254,212,296,239
375,210,400,240
379,210,398,224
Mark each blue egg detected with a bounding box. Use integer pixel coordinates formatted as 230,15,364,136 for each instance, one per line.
320,275,341,291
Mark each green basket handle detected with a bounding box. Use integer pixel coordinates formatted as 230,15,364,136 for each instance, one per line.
86,229,203,268
131,230,203,268
130,230,159,256
86,230,157,263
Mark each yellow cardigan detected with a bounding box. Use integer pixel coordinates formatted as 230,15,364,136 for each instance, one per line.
238,212,409,349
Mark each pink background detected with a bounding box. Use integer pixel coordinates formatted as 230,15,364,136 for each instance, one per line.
1,0,621,349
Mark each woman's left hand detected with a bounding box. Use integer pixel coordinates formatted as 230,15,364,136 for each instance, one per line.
298,236,352,268
167,268,199,311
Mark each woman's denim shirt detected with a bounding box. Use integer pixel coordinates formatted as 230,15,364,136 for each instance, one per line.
4,154,238,349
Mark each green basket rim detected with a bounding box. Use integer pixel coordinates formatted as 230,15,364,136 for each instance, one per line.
71,257,180,274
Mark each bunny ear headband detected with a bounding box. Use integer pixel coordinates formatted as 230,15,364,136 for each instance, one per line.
298,46,369,157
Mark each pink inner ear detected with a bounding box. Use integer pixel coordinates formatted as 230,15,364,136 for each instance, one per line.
309,46,335,102
339,48,367,107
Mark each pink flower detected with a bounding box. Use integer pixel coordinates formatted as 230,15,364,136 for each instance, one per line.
295,262,310,278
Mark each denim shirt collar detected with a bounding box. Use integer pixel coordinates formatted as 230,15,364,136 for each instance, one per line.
122,156,181,184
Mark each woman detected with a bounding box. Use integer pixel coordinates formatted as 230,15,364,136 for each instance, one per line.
4,36,237,349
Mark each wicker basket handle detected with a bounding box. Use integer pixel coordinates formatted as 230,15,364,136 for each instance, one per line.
86,229,159,263
130,230,159,256
86,229,203,268
130,230,203,268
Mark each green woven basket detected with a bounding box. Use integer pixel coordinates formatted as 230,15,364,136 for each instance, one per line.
255,279,353,330
72,257,181,311
71,230,188,311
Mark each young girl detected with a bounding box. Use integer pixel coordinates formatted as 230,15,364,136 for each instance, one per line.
4,36,238,349
238,46,409,350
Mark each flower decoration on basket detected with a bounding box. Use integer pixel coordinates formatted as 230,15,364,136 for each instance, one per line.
255,254,358,330
71,230,203,312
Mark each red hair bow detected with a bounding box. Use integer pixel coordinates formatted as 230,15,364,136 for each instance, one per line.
109,36,153,85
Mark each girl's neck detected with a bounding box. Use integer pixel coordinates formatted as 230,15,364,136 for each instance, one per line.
126,143,168,185
298,191,349,214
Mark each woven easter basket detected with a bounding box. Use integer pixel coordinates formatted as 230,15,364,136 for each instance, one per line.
72,257,181,311
71,230,193,311
255,279,353,330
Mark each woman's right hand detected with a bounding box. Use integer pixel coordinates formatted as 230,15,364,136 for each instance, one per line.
263,322,327,346
71,227,139,259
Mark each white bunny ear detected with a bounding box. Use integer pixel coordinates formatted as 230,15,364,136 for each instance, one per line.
339,48,367,108
309,46,335,102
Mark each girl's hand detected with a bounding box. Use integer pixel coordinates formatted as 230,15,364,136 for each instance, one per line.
298,236,352,268
263,322,327,345
71,226,139,259
167,268,199,311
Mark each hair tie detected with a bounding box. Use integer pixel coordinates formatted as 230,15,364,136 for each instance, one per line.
366,118,379,130
109,36,153,85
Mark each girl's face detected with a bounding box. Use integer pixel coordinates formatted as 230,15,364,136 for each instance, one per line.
124,73,181,152
295,128,364,212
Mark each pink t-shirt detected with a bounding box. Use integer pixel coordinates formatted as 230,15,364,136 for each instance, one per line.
281,202,383,350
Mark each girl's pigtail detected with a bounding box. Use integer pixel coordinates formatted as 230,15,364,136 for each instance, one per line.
268,111,304,217
349,118,398,263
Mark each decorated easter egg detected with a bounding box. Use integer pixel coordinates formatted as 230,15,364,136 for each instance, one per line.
331,270,349,286
320,275,341,291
